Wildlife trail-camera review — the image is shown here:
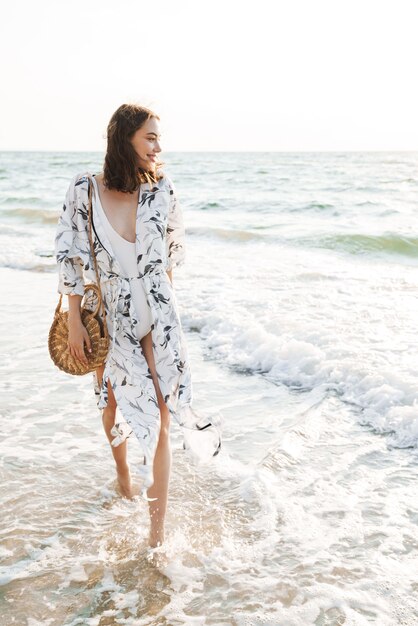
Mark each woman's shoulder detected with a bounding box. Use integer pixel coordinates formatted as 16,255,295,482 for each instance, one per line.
156,167,168,183
74,170,94,185
66,171,93,197
159,170,176,194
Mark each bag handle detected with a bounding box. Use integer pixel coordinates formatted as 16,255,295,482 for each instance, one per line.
53,283,102,318
86,174,108,341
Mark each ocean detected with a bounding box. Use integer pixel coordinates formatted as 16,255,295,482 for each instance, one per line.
0,150,417,625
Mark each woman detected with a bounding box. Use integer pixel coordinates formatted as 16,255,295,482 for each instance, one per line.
54,104,222,548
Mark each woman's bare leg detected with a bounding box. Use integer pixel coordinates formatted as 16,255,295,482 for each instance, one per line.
139,330,172,548
95,364,133,499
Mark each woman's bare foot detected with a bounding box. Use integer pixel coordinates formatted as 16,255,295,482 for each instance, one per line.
116,464,134,499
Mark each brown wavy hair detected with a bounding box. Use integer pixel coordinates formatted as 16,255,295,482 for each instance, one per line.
103,103,165,193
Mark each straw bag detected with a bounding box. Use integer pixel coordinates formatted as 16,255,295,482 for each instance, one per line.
48,175,109,375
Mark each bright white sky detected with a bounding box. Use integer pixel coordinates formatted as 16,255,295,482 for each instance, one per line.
0,0,417,151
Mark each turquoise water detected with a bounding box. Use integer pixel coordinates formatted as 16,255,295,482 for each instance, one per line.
0,151,417,624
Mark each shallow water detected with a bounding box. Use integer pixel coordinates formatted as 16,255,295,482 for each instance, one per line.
1,151,418,624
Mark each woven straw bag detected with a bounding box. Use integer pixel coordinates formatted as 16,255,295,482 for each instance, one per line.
48,174,109,376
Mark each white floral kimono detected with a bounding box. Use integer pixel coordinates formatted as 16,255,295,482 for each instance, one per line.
54,171,222,500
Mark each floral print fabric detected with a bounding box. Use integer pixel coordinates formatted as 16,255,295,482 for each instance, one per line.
54,171,222,500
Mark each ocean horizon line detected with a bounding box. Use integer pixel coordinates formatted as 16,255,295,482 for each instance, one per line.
1,148,418,154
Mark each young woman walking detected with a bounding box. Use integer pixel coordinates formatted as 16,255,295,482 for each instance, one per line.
54,104,222,548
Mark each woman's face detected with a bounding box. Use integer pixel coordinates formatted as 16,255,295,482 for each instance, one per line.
130,117,162,172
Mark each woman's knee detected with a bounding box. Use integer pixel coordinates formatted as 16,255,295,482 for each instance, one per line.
100,376,117,429
159,406,171,438
103,376,117,410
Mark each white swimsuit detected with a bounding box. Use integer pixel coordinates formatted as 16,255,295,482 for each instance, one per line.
91,176,153,341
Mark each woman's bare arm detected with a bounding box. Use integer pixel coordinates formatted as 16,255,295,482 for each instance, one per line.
68,293,82,319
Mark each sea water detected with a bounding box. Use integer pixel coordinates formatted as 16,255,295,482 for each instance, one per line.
0,151,417,625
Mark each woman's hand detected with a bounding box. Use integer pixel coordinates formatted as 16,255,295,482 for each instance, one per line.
67,294,92,365
68,316,92,365
68,316,91,365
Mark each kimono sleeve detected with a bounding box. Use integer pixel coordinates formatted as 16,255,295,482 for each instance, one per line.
54,174,85,297
165,177,186,271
